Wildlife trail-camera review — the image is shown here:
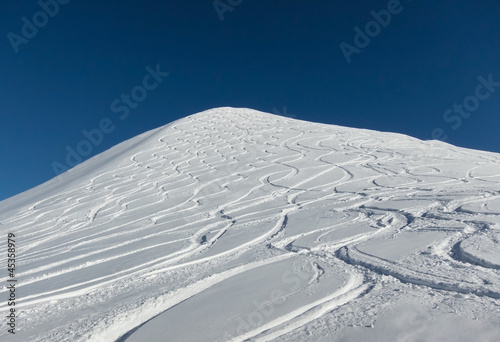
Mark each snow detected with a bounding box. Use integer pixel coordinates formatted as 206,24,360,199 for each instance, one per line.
1,107,499,341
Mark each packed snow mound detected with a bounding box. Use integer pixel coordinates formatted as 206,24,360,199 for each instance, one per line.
1,107,500,341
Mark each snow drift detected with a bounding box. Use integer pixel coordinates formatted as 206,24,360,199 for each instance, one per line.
1,107,499,341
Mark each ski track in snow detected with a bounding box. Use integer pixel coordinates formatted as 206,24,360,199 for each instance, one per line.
1,108,500,341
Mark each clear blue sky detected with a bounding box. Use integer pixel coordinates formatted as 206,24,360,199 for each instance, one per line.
1,0,500,201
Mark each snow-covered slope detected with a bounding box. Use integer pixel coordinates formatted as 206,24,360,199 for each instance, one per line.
1,108,500,341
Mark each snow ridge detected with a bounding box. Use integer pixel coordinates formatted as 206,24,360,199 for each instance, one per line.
1,108,499,341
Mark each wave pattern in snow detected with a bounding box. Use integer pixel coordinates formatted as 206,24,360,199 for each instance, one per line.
1,108,499,341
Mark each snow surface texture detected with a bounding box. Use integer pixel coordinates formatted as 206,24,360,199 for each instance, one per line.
1,107,500,341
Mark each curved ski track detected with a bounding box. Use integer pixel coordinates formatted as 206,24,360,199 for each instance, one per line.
0,108,499,341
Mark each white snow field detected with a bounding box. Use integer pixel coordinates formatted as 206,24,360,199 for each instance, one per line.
1,107,500,341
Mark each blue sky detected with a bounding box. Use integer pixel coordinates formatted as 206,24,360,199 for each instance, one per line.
1,0,500,201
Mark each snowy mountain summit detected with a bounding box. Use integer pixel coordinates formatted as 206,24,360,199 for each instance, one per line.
1,107,500,341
